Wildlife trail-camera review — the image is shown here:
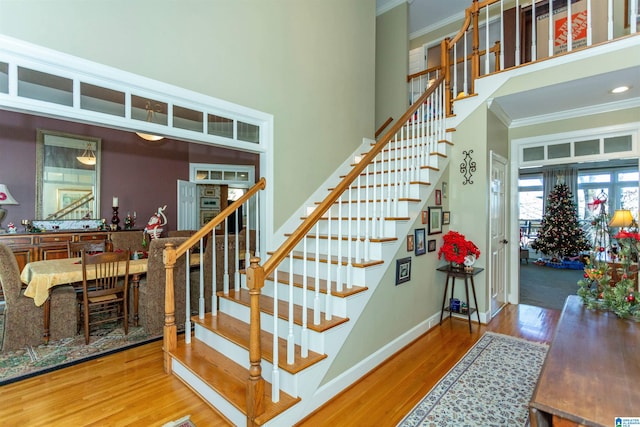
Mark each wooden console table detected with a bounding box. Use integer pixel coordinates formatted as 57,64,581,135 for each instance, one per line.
530,295,640,427
437,265,483,333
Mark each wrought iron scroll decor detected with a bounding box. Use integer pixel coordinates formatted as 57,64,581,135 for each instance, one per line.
460,150,476,185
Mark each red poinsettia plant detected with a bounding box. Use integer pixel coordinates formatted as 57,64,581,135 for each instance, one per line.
437,230,481,264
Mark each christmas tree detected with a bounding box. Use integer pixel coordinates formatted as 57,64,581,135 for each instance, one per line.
531,183,590,259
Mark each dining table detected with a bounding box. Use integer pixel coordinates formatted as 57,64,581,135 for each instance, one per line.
21,257,149,344
21,251,202,344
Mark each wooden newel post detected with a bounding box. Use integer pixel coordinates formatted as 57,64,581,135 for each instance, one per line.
245,256,265,427
163,242,177,374
440,38,452,116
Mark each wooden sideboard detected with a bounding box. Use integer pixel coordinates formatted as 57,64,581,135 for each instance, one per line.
0,230,111,273
529,295,640,427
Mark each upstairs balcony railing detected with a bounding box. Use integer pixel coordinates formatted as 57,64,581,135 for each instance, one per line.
409,0,639,115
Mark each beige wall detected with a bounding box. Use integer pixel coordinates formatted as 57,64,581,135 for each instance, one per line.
375,3,409,131
0,0,377,232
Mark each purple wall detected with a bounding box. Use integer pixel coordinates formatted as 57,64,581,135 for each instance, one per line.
0,110,259,231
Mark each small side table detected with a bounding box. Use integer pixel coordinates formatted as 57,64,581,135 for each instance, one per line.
437,265,483,333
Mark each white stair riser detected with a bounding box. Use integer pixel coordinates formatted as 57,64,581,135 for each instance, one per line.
312,219,399,238
291,239,385,262
172,359,246,426
261,281,351,318
193,324,302,397
218,297,327,353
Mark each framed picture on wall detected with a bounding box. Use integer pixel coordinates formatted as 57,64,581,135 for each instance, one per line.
415,228,426,256
442,181,448,199
428,239,437,252
421,210,428,224
428,206,443,235
443,211,451,225
407,234,414,252
395,257,412,285
435,189,442,205
200,197,219,208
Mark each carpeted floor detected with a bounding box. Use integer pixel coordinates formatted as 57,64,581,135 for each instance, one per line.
519,258,583,311
0,316,160,386
397,332,549,427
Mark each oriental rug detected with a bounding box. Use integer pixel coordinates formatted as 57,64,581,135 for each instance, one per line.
397,332,548,427
0,315,161,386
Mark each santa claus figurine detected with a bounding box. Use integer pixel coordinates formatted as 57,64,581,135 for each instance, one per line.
144,205,167,240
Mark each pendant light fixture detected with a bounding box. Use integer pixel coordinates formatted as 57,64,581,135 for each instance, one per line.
135,101,165,142
77,142,97,165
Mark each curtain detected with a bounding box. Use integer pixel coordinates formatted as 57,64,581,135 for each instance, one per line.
542,166,578,211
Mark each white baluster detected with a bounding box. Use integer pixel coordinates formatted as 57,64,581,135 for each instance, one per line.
532,0,537,61
272,264,280,402
347,184,354,289
314,224,321,325
185,249,191,344
337,195,343,292
287,253,295,364
301,237,308,358
485,4,490,74
515,0,521,66
199,236,204,319
567,0,572,52
326,205,333,320
234,221,240,292
223,221,229,294
500,0,505,71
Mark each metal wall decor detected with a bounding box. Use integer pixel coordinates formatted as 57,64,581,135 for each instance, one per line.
460,150,476,185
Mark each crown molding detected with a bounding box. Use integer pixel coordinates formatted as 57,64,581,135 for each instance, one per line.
376,0,406,16
509,98,640,128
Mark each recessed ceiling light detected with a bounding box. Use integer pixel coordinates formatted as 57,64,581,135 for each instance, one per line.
611,86,629,94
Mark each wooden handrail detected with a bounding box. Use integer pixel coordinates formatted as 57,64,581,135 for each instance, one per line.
262,75,445,276
406,64,441,82
375,117,393,138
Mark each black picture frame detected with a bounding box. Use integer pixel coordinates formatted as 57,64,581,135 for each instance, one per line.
435,189,442,205
428,239,437,252
415,228,426,256
428,206,443,235
395,257,411,285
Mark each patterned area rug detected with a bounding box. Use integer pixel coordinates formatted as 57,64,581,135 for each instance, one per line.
398,332,549,427
0,313,160,386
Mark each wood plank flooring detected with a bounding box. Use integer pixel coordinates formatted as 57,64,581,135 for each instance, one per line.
0,304,559,426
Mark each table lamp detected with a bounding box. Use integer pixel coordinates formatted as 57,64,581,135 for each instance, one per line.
609,209,634,230
0,184,19,233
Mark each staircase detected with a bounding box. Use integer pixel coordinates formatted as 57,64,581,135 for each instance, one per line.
160,76,452,426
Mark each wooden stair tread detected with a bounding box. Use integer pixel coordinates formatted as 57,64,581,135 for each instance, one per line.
219,288,349,332
266,269,368,298
300,215,411,223
284,232,397,244
328,182,430,191
314,197,422,204
192,312,327,374
170,338,300,425
267,250,384,268
342,164,440,176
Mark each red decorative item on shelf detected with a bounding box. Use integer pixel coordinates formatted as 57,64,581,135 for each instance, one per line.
437,230,481,265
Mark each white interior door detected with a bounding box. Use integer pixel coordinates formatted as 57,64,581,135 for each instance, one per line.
489,151,508,317
177,179,198,230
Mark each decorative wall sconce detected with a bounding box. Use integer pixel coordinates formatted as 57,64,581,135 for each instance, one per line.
460,150,476,185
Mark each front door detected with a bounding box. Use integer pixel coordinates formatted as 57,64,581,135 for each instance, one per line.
489,151,508,317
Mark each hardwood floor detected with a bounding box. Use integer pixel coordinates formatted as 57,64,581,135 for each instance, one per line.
0,304,559,426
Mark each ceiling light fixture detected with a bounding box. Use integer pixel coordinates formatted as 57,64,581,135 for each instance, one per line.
611,86,629,94
135,101,165,142
76,143,97,165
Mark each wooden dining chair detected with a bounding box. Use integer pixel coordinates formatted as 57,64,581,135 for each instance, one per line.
79,249,130,344
67,240,106,258
0,243,77,351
